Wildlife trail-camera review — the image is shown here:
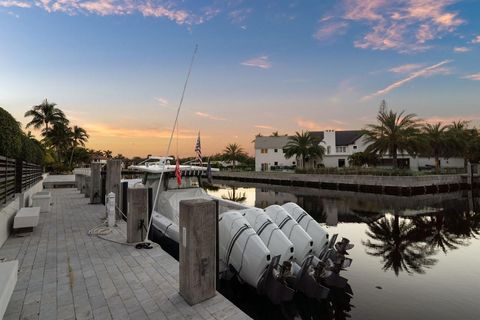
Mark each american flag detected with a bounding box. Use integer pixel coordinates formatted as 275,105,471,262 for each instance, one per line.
175,158,182,186
195,132,202,165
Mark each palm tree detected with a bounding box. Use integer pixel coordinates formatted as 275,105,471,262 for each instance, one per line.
363,102,421,169
448,121,480,168
69,125,89,167
103,150,113,159
43,122,72,163
270,131,279,137
223,143,247,170
421,122,451,172
283,131,325,169
25,99,68,134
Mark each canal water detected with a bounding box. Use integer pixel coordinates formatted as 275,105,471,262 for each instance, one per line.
206,181,480,320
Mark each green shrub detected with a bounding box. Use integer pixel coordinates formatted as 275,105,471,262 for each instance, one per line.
20,134,44,164
0,107,22,158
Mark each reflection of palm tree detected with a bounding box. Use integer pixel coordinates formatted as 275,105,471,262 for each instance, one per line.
363,215,437,275
221,187,247,203
445,210,480,239
411,214,465,254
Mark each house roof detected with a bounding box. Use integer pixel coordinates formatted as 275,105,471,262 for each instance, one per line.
254,136,290,149
334,130,364,146
310,130,364,146
254,130,364,149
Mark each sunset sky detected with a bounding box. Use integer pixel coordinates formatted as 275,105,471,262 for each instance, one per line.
1,0,479,157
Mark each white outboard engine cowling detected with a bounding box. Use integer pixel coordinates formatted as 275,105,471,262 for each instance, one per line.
240,208,295,264
219,211,271,288
265,205,313,263
282,202,329,256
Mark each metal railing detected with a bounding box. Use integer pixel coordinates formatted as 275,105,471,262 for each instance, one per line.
0,155,43,205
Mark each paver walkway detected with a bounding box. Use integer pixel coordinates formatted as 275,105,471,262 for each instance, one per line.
0,188,250,320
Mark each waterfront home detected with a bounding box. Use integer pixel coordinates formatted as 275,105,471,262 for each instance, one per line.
254,130,464,171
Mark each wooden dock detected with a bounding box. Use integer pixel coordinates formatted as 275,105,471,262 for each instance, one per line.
0,188,250,320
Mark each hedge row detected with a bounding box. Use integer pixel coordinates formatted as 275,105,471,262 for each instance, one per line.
0,107,44,164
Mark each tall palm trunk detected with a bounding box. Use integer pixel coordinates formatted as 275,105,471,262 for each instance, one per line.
69,146,76,168
434,150,440,173
392,149,398,169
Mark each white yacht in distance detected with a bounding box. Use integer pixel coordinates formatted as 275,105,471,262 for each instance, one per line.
129,156,353,304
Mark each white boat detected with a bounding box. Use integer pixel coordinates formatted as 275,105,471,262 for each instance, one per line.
128,156,353,303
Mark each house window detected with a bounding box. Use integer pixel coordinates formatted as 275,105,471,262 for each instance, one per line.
327,146,331,154
274,161,278,166
274,149,278,153
338,159,346,167
336,146,347,153
260,148,268,154
292,161,296,165
353,145,357,150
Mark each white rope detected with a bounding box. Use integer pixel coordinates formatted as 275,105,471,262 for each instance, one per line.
143,44,198,243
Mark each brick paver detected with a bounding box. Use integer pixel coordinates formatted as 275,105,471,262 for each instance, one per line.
0,188,250,320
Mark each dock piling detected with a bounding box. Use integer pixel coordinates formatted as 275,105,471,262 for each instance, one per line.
179,199,216,305
126,187,148,243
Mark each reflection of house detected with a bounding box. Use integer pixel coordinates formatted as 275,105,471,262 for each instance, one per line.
255,187,297,208
255,130,464,171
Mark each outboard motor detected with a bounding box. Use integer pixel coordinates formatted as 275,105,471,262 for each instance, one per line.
265,205,314,262
240,208,295,264
282,202,329,256
218,211,270,287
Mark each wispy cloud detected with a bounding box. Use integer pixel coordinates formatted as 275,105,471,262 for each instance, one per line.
154,97,168,107
462,73,480,81
389,63,425,74
295,118,346,131
453,46,470,53
363,60,452,100
229,7,252,24
314,19,348,40
241,56,271,69
254,125,274,130
317,0,465,53
423,114,480,124
0,0,215,25
0,0,30,8
195,112,226,121
296,118,322,131
472,35,480,44
84,122,197,139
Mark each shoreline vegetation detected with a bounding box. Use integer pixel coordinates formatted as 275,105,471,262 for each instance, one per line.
1,99,479,176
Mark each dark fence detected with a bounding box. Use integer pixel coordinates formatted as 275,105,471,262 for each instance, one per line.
0,155,43,205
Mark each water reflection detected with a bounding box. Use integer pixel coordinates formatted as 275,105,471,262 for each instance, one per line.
218,277,354,320
206,182,480,319
363,215,437,275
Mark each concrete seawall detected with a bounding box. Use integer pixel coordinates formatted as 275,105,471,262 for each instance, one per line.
212,172,478,195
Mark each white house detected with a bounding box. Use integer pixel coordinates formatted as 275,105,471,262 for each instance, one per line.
254,130,464,171
254,136,296,171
